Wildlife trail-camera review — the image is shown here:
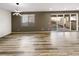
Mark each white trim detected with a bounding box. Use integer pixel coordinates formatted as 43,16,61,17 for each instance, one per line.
69,14,71,31
76,13,78,31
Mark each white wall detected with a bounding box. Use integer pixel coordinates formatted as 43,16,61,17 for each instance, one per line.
0,9,11,37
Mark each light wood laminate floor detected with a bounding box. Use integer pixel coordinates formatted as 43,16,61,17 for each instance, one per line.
0,31,79,56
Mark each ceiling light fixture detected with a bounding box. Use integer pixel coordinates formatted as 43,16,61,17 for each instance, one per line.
13,3,21,16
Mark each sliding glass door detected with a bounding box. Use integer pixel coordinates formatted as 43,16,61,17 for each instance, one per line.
50,13,78,31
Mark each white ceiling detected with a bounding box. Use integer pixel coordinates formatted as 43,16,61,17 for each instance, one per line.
0,3,79,12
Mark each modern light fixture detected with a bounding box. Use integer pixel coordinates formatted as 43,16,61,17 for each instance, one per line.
13,3,21,16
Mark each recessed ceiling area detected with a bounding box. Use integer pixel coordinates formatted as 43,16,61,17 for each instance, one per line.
0,3,79,12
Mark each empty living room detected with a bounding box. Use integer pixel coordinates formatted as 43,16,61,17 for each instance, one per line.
0,1,79,57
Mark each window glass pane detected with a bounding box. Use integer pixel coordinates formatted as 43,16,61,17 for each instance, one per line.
22,15,28,23
29,14,35,23
21,15,29,26
21,14,35,27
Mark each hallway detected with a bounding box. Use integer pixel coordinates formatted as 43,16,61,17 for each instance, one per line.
0,32,79,56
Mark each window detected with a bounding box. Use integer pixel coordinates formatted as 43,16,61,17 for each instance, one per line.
21,14,35,27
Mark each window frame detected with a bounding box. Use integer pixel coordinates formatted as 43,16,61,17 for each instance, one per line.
21,14,35,27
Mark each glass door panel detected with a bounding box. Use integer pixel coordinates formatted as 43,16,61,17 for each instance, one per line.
57,15,64,31
64,14,70,31
50,15,57,31
70,14,77,31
